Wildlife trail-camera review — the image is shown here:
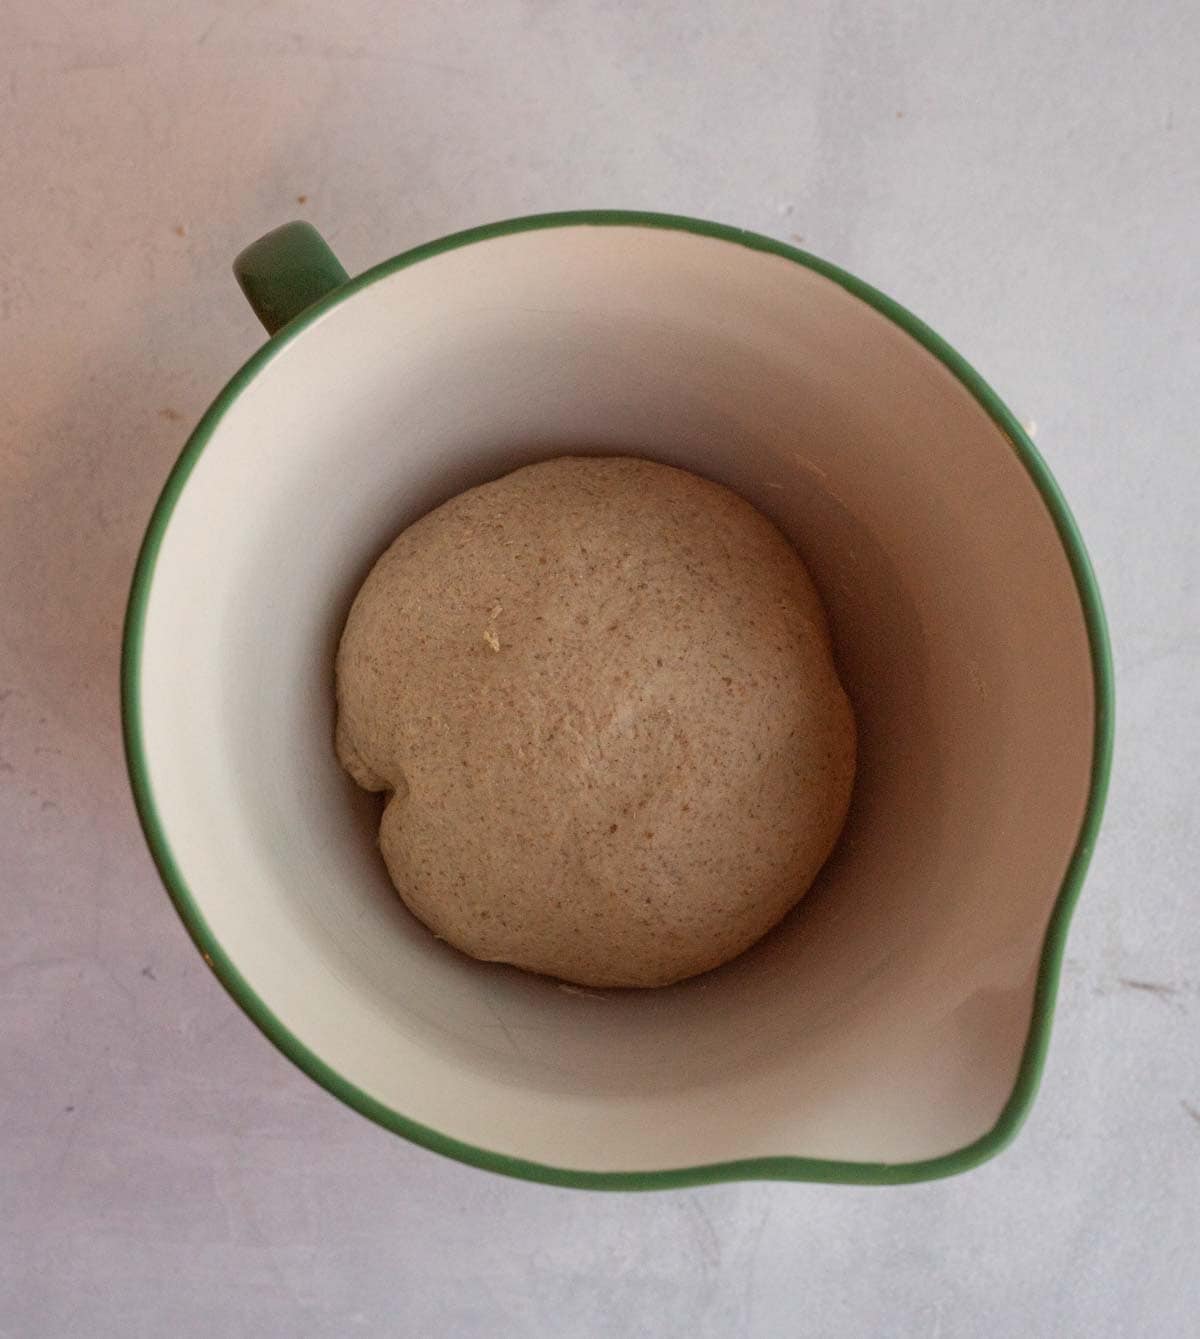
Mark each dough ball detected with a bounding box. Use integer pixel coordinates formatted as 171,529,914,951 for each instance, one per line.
335,456,855,988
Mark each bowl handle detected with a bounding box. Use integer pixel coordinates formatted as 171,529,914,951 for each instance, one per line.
233,221,351,336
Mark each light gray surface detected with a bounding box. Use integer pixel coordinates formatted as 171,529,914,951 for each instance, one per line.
2,1,1198,1335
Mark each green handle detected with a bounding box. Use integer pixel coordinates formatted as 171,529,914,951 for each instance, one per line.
233,221,350,335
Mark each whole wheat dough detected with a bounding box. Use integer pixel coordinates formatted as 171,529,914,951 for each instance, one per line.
335,456,855,988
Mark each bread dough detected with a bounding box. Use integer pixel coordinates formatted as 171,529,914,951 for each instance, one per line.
335,456,855,988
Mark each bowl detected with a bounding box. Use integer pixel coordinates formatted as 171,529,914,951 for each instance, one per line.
122,212,1112,1187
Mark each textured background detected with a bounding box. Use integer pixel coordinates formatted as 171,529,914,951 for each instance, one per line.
3,2,1198,1335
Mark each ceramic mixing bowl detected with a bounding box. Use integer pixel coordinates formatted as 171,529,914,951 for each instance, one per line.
123,213,1112,1187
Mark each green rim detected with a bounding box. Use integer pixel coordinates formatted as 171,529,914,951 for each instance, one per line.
121,210,1114,1190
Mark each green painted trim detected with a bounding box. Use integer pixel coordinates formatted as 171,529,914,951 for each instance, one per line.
121,210,1114,1190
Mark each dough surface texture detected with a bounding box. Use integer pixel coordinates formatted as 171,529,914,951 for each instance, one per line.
335,456,855,988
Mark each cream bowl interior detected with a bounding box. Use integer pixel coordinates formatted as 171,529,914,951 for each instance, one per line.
133,224,1096,1175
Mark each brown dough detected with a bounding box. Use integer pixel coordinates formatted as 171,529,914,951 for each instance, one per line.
335,456,855,988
